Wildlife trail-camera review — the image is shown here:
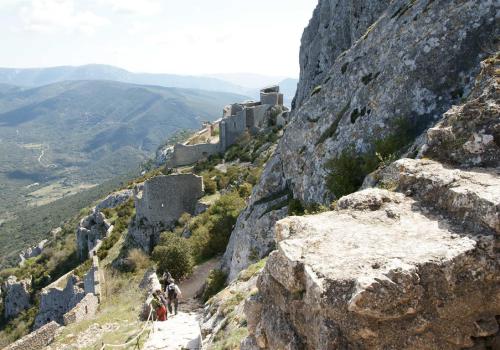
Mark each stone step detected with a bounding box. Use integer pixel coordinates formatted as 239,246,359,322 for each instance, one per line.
247,189,499,349
384,158,500,235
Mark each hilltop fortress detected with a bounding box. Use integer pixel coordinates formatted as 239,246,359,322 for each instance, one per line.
165,85,288,168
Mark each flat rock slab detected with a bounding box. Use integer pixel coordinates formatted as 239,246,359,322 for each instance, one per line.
247,189,499,349
143,312,201,350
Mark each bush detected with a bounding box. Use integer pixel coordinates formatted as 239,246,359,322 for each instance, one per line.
203,174,217,195
202,269,227,302
125,249,151,272
237,182,253,198
188,192,245,263
152,233,193,280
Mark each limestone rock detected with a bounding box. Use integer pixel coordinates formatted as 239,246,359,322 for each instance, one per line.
419,55,500,167
244,185,499,349
76,209,112,260
223,0,498,280
95,189,133,211
293,0,391,108
1,276,31,319
139,268,161,320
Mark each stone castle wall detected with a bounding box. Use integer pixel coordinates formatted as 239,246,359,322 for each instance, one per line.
167,143,220,168
134,174,204,227
62,293,99,326
3,321,60,350
130,174,204,252
1,276,31,319
219,109,247,150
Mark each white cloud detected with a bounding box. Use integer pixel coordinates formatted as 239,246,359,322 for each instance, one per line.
99,0,164,16
20,0,109,34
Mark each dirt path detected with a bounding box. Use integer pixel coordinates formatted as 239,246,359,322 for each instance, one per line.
179,258,219,301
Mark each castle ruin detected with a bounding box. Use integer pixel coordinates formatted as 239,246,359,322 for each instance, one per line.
166,85,287,168
129,174,204,252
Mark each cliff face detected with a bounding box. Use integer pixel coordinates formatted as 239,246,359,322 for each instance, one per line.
242,56,499,349
293,0,391,108
223,0,498,280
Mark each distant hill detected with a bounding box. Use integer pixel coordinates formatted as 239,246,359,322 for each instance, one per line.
0,80,248,217
0,64,249,94
0,65,299,106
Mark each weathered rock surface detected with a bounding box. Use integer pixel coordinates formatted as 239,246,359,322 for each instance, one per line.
95,189,133,211
223,0,498,279
76,209,112,260
139,268,162,320
1,276,31,319
293,0,391,108
244,183,499,349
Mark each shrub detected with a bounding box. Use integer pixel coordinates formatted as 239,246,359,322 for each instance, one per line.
188,192,245,263
152,233,193,280
203,174,217,195
288,198,305,216
237,183,253,198
126,249,151,272
202,269,227,302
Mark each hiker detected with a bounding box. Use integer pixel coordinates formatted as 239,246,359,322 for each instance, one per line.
166,279,182,315
152,290,168,321
160,271,173,291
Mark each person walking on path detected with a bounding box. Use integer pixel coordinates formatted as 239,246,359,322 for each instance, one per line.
166,279,182,315
160,271,173,291
152,290,168,321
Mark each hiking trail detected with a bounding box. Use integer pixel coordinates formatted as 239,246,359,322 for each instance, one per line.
143,258,219,350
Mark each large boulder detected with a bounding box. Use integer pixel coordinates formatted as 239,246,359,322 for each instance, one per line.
244,185,499,349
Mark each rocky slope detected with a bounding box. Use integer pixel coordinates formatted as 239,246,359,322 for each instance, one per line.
223,0,498,280
241,56,499,349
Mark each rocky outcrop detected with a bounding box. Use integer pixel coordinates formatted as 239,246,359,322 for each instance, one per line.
1,276,31,319
19,239,49,266
293,0,391,108
242,54,500,349
95,189,133,211
223,0,498,280
76,209,112,260
244,183,499,349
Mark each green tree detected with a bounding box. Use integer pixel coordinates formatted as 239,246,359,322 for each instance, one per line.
152,233,193,280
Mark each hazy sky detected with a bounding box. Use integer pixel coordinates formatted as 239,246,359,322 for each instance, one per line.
0,0,318,77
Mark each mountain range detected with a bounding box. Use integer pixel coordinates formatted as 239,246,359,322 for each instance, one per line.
0,65,298,104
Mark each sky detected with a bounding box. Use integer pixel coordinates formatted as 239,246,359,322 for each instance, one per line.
0,0,318,77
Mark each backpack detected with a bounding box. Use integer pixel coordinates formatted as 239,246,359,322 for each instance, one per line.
167,284,177,299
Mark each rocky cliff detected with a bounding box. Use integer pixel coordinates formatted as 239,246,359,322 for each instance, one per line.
223,0,498,280
241,55,499,349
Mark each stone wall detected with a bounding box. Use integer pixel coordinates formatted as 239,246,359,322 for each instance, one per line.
130,174,204,252
19,239,49,266
167,143,220,168
84,256,103,300
3,321,60,350
219,110,247,150
34,275,85,329
62,293,99,326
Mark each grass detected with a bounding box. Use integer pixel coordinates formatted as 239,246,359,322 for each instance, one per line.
237,258,267,282
51,270,148,350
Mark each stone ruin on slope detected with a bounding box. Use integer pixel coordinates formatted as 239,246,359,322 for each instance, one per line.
34,255,103,329
165,85,288,168
129,174,205,252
